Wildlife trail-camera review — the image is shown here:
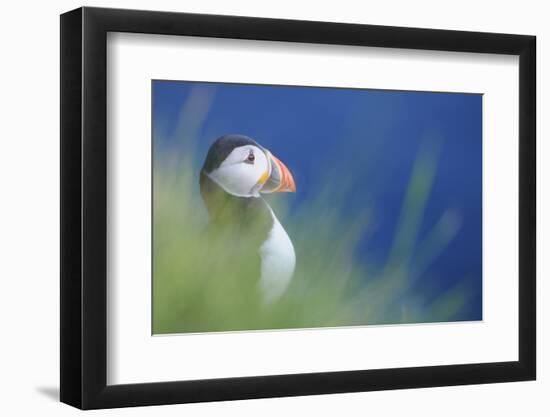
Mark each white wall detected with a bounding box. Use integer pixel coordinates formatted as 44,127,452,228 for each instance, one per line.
0,0,545,415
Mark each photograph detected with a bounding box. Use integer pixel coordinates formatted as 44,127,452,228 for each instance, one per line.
152,80,483,335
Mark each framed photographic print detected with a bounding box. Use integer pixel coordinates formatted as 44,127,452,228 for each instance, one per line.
60,6,536,409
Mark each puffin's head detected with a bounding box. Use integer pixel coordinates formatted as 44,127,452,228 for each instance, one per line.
201,134,296,198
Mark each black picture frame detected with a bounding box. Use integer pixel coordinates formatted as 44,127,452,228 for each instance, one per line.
60,6,536,410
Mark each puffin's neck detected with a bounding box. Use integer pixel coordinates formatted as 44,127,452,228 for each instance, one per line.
199,171,270,228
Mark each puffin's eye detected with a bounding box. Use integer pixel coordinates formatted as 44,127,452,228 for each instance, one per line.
245,151,255,164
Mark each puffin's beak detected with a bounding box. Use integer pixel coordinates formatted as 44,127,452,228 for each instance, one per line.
260,152,296,193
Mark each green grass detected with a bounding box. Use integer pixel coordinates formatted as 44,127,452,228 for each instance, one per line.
152,137,469,334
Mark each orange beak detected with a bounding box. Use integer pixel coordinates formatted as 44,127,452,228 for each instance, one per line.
260,152,296,194
270,154,296,193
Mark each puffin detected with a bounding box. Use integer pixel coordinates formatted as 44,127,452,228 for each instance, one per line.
199,134,296,304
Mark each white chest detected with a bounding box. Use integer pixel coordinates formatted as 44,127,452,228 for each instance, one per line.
258,210,296,304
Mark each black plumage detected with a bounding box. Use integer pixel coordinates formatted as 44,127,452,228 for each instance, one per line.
201,134,262,173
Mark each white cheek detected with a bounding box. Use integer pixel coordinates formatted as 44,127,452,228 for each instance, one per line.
207,145,270,197
209,163,263,197
256,153,269,174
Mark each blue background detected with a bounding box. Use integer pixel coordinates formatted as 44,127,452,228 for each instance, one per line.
153,80,482,320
